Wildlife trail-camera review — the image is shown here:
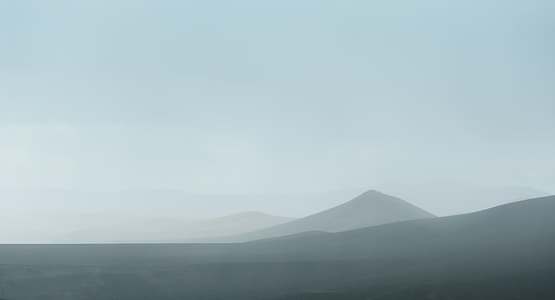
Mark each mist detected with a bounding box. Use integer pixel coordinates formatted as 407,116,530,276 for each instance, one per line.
1,0,554,299
1,0,554,198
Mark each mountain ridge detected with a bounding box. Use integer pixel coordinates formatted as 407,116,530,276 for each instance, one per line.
51,211,295,243
212,189,435,242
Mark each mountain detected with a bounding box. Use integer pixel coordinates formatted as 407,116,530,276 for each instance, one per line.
1,195,554,299
217,190,435,242
51,211,295,243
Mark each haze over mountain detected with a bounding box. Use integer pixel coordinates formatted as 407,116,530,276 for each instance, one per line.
0,211,295,244
217,190,435,242
0,189,363,243
1,184,543,220
53,211,296,244
51,211,294,244
2,0,554,199
0,188,365,218
3,187,545,243
1,189,435,244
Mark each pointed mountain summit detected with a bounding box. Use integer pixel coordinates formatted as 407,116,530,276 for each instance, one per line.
223,190,435,242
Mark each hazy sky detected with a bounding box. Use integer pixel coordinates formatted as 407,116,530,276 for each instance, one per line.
1,0,554,195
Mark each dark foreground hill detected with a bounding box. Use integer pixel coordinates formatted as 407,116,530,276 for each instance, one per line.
0,196,554,299
213,190,435,242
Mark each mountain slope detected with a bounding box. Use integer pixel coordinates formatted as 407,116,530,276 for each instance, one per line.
259,195,555,299
222,190,435,242
242,195,555,262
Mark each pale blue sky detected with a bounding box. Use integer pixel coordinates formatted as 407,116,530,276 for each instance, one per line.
1,0,554,195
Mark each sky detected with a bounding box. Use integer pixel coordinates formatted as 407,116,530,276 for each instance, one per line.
1,0,554,198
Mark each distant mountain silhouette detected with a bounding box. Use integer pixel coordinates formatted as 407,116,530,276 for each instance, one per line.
52,211,295,243
0,188,365,219
217,190,435,242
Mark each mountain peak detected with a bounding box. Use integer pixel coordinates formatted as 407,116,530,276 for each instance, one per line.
347,189,389,201
226,190,435,242
340,190,432,214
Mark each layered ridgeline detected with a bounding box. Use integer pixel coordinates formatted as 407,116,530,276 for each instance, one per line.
51,190,433,243
51,212,295,243
0,189,364,243
215,190,435,242
0,195,554,299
